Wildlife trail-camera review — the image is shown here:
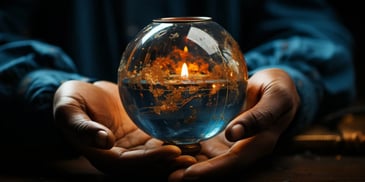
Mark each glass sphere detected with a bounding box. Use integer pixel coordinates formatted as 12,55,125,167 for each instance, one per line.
118,17,248,153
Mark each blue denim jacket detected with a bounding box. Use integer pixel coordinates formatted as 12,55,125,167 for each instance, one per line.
0,0,356,149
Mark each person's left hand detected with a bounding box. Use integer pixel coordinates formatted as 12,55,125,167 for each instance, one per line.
53,80,196,180
168,68,300,182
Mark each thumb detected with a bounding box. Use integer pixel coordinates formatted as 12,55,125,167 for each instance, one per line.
225,106,273,141
225,88,294,141
54,102,115,149
53,81,115,149
225,69,298,142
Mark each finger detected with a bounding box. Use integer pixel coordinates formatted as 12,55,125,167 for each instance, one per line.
169,169,185,182
226,73,298,141
226,95,293,141
84,141,193,165
54,100,115,149
84,145,196,177
199,135,231,157
53,81,115,149
169,131,278,182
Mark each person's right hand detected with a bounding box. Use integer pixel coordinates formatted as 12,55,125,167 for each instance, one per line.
53,80,196,180
168,68,300,181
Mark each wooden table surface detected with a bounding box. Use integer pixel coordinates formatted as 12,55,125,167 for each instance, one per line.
1,151,364,182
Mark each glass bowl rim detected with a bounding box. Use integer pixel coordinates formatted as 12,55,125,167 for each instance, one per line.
153,16,212,23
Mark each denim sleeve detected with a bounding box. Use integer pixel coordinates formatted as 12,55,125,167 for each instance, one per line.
0,39,93,109
245,0,356,135
0,39,93,156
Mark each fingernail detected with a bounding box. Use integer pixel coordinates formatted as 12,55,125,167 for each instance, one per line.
231,124,245,140
95,130,108,148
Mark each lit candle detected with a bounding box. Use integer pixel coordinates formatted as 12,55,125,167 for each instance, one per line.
181,62,189,79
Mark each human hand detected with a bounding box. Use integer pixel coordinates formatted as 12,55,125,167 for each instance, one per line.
53,80,196,180
168,68,300,181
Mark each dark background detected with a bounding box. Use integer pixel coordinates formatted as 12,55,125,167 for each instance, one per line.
332,1,364,102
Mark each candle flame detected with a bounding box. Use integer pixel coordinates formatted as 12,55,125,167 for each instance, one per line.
181,62,189,78
184,46,188,53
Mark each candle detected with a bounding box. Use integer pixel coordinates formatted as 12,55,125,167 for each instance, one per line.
181,62,189,79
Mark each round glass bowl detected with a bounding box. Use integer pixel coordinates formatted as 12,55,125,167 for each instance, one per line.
118,17,248,154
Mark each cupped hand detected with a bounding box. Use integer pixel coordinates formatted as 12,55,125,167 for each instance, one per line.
169,68,301,181
53,80,196,180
